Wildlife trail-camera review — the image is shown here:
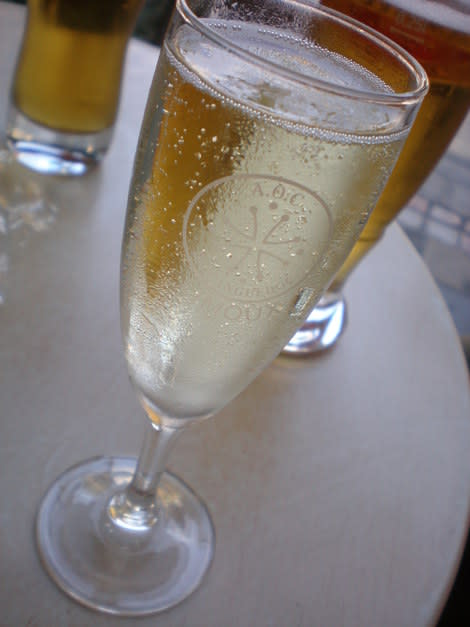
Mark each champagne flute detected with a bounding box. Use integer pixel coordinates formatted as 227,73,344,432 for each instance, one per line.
35,0,427,616
284,0,470,355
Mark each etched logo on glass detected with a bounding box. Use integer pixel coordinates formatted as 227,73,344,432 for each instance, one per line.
183,174,332,303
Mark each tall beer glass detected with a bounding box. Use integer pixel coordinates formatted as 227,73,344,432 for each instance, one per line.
285,0,470,354
35,0,426,616
6,0,144,176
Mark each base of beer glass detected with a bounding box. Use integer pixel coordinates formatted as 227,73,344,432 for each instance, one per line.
6,105,112,176
36,457,215,616
282,292,347,355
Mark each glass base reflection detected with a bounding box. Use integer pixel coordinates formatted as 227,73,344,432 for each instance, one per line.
282,292,347,355
36,457,214,616
7,105,111,176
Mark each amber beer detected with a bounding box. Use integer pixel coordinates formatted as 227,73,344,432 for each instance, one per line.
320,0,470,288
12,0,143,133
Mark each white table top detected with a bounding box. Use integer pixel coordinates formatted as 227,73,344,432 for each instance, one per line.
1,3,470,626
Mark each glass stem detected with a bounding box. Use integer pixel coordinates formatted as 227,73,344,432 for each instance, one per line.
107,421,181,532
131,421,181,494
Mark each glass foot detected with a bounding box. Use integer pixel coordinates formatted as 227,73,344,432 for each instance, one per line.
7,140,96,176
36,457,215,616
282,293,347,355
6,105,111,176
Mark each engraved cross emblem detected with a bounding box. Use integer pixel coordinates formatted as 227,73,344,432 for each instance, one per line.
183,174,331,303
224,203,304,281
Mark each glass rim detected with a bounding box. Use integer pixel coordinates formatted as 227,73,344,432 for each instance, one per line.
176,0,429,106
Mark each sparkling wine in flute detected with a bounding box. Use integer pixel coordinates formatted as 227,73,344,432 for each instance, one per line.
35,0,427,616
121,21,410,422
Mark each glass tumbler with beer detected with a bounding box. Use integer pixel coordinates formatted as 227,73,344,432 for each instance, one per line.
34,0,426,616
284,0,470,354
6,0,144,176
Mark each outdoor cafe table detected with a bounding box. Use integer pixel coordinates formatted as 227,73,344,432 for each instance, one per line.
1,3,470,626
